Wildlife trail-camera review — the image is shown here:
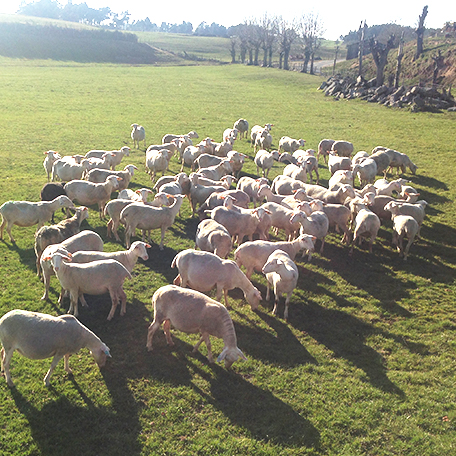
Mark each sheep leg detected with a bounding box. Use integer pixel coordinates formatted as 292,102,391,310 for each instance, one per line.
44,354,64,386
79,293,89,308
41,270,52,300
146,318,163,351
192,335,205,353
159,227,166,250
6,223,15,243
319,238,325,254
283,294,291,321
173,274,182,286
63,354,72,375
119,288,127,316
265,282,271,301
1,347,15,387
163,319,174,346
403,236,415,261
106,295,118,321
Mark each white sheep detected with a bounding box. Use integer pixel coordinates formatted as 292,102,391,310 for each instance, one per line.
162,131,199,144
40,230,104,301
0,196,75,242
233,119,249,139
349,200,381,255
120,194,184,249
262,249,299,321
289,210,329,260
197,190,250,219
181,144,205,171
64,175,121,219
171,249,262,310
331,140,354,157
328,169,354,189
85,164,137,191
254,128,273,152
250,123,273,145
257,184,291,208
146,285,247,369
214,137,234,157
303,183,356,204
190,173,235,190
189,175,227,214
294,151,319,184
352,150,370,165
270,175,308,196
195,219,232,259
0,309,110,387
71,241,150,273
328,151,352,175
234,234,315,279
45,252,131,320
374,178,409,196
85,147,131,170
260,201,301,241
254,149,279,178
197,159,233,182
226,151,247,178
370,149,392,177
236,176,269,208
283,162,308,183
384,200,428,239
84,152,116,174
356,157,378,187
145,149,172,181
317,139,335,163
278,136,306,153
384,150,418,175
389,214,419,261
131,123,146,149
43,150,62,182
117,188,153,201
52,158,91,182
222,128,238,142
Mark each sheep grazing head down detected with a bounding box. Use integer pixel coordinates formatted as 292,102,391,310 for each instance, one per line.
91,342,112,368
217,346,247,369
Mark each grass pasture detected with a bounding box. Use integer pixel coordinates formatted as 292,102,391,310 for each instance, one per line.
0,60,455,455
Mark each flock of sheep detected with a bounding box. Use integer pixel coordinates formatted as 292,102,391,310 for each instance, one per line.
0,119,426,387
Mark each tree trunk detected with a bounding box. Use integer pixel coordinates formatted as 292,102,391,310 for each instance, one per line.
284,48,290,70
358,21,367,76
279,52,283,69
370,35,395,87
414,5,428,61
394,32,405,88
333,44,339,76
262,48,268,67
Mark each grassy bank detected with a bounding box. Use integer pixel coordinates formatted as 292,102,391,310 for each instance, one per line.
0,60,455,455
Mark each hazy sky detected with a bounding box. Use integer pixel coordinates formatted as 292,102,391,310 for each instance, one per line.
1,1,455,40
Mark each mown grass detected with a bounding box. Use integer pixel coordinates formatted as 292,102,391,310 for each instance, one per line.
0,60,455,456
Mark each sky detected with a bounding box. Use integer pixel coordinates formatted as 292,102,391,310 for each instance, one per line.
1,1,455,40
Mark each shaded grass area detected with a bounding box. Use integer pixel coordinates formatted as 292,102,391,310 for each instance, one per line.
0,61,455,455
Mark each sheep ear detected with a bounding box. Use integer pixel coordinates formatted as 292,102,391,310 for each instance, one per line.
104,347,111,357
237,348,247,361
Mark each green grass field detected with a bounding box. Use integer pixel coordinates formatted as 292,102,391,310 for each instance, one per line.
0,58,455,456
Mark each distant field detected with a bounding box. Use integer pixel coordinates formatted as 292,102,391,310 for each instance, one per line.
0,59,455,456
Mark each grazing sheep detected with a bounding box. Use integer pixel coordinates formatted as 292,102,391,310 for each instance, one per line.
52,158,91,182
328,151,352,175
303,183,356,204
0,309,110,387
120,194,184,249
234,234,315,279
40,230,104,301
370,149,392,177
171,249,262,310
385,150,418,175
197,159,233,182
45,252,131,320
278,152,299,165
233,118,249,139
289,210,329,260
43,150,62,182
85,164,137,191
262,249,299,321
278,136,306,153
317,139,336,163
236,176,269,208
254,149,279,178
146,285,247,369
195,219,232,259
0,196,75,242
131,123,146,149
34,206,89,277
389,215,419,261
145,148,171,182
64,175,121,219
331,140,354,157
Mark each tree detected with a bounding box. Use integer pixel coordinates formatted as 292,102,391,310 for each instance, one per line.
358,20,367,77
298,12,325,74
258,13,278,67
394,31,405,88
17,0,61,19
414,5,428,60
276,17,297,70
369,35,396,86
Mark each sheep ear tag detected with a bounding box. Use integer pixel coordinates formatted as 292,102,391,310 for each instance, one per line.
217,348,228,362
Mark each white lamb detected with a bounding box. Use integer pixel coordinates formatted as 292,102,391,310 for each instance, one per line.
317,139,335,163
145,149,172,182
0,309,110,387
233,119,249,139
0,196,75,242
262,249,299,321
197,159,233,181
52,158,91,182
250,123,273,145
234,234,315,279
171,249,262,310
85,164,138,191
131,123,146,149
43,150,62,182
85,146,131,170
254,149,279,178
64,175,121,219
331,140,354,157
349,200,381,255
45,252,132,320
146,285,247,368
236,176,269,208
195,219,232,259
389,214,419,261
254,128,273,152
384,200,428,239
278,136,306,153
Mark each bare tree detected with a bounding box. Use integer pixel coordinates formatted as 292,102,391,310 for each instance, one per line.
276,17,297,70
245,19,262,65
369,35,396,87
298,12,325,74
358,20,367,77
258,13,278,67
414,5,428,61
229,35,237,63
394,31,405,88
